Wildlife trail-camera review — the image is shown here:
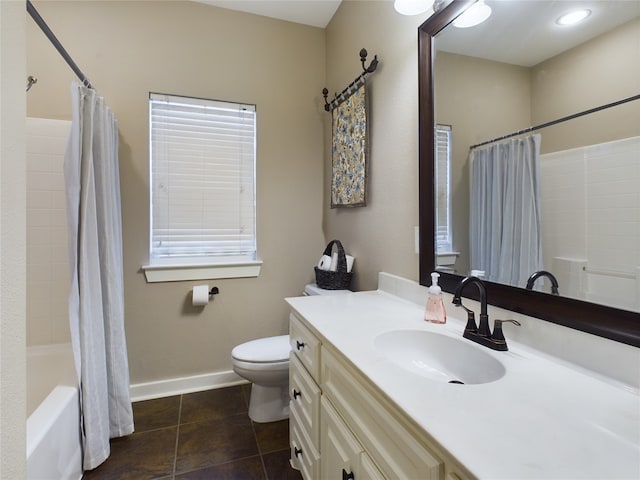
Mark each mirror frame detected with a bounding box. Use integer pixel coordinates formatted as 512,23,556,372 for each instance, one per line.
418,0,640,348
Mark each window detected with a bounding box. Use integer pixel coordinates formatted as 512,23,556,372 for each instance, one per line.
435,124,452,253
143,93,260,282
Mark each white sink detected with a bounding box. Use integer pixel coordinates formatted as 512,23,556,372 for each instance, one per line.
374,330,506,385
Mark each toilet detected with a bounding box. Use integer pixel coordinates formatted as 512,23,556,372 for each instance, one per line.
231,284,350,423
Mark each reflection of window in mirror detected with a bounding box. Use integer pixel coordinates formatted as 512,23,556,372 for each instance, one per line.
435,124,455,263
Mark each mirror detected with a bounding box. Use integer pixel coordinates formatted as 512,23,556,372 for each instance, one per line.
418,0,640,347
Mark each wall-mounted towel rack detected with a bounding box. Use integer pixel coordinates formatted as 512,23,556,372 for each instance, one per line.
322,48,379,112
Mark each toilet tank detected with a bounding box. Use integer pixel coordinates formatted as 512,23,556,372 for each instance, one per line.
304,284,351,296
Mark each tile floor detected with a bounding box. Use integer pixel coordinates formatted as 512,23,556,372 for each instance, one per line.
82,384,302,480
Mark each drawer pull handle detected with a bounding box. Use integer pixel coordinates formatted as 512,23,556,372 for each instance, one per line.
293,389,301,400
342,469,354,480
296,340,305,351
294,446,303,458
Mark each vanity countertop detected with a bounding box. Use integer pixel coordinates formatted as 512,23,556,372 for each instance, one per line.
286,290,640,479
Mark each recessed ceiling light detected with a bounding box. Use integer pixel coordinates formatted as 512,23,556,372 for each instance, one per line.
453,0,492,29
556,9,592,26
393,0,435,16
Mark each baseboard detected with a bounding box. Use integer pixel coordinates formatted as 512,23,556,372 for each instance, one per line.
130,370,248,402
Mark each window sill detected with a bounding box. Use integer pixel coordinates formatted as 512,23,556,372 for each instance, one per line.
436,251,460,267
142,260,263,283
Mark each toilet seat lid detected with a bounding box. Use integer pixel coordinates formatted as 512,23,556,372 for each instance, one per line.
232,334,290,363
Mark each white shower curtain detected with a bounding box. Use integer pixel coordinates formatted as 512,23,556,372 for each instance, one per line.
469,134,543,287
65,81,134,470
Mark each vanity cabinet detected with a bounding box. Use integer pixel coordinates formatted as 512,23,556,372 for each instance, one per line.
289,311,471,480
289,314,321,478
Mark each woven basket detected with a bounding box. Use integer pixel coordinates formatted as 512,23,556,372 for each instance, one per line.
314,239,352,290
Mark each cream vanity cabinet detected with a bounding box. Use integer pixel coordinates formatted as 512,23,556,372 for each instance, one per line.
289,312,471,480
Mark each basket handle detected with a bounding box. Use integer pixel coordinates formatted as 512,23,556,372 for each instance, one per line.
322,240,348,273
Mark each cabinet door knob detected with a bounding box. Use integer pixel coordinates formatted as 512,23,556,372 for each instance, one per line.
296,340,305,351
342,469,355,480
294,446,303,458
293,389,301,400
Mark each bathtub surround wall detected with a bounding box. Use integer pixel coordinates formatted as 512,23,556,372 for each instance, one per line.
27,1,326,389
540,136,640,310
1,1,27,477
26,118,71,346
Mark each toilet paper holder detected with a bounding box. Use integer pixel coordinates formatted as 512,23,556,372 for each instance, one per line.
191,284,220,307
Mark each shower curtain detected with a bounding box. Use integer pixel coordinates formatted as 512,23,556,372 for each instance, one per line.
469,134,543,287
65,81,134,470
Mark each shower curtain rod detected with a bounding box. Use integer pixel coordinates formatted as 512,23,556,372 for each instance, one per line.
470,93,640,150
26,0,93,89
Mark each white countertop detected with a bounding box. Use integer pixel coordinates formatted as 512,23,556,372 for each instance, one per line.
286,290,640,479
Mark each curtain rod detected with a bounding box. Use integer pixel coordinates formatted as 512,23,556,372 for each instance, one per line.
470,93,640,150
26,0,93,89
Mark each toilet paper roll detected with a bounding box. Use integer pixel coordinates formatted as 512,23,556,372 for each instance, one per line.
192,285,210,307
329,252,338,271
317,255,332,271
346,255,355,273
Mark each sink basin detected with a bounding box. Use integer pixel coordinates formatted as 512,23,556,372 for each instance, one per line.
374,330,506,385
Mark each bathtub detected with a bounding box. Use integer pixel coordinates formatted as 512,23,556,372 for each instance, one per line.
27,343,83,480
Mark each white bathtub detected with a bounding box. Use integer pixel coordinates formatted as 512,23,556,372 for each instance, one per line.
27,343,83,480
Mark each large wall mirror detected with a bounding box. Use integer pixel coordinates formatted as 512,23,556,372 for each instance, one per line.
418,0,640,347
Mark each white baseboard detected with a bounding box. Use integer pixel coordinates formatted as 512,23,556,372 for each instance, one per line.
130,370,248,402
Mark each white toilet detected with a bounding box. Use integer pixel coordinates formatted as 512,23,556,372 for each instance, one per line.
231,284,350,423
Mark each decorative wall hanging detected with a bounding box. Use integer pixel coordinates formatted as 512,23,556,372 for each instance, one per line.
323,49,379,208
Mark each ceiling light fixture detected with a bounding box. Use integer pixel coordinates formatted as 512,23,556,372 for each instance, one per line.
556,9,592,26
453,0,492,28
393,0,435,16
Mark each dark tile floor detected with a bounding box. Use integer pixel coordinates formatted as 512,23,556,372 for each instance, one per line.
82,384,303,480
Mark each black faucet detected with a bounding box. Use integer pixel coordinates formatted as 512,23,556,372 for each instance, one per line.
526,270,559,295
452,276,521,351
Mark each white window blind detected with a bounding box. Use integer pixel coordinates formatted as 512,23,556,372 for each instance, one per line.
149,93,256,262
435,124,452,253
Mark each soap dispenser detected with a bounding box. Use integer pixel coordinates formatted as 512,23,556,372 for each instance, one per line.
425,272,446,324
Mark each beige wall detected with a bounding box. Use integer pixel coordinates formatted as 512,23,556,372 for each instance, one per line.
532,17,640,153
23,0,454,387
27,1,326,385
1,0,27,477
324,0,432,291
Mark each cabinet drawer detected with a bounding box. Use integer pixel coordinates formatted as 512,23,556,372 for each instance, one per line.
290,354,321,449
290,403,320,480
321,396,386,480
290,313,321,381
322,346,444,480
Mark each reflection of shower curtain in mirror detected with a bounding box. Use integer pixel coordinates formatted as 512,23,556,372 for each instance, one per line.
470,134,543,287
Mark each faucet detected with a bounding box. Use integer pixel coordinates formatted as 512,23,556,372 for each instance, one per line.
452,276,521,351
453,276,490,337
526,270,559,295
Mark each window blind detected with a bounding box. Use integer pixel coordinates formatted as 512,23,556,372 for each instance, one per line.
149,93,256,260
435,124,452,252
